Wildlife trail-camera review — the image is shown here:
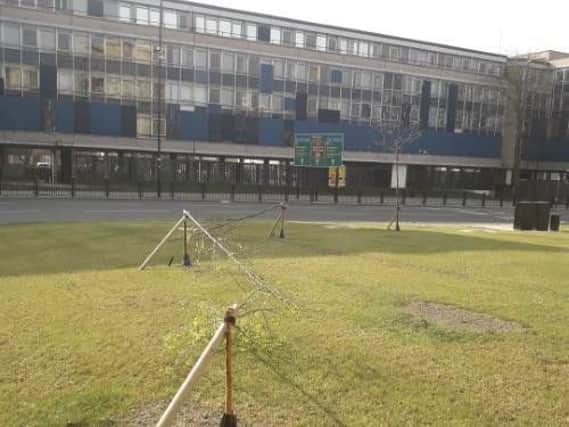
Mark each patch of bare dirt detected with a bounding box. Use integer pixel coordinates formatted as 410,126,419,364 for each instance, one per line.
403,302,525,333
121,400,290,426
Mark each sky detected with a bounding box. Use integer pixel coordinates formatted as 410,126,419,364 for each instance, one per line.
193,0,569,56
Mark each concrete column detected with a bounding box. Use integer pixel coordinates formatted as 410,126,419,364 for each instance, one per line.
217,156,226,183
235,158,243,185
285,160,292,188
169,153,177,183
390,163,408,189
263,159,270,186
60,147,73,184
0,146,5,182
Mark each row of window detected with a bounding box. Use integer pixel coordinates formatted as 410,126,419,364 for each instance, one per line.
0,64,503,134
0,23,506,104
1,0,506,77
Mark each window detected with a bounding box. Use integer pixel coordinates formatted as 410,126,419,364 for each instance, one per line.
6,67,21,89
167,46,180,65
328,37,338,52
22,69,37,89
347,40,357,55
123,40,134,59
308,65,319,82
305,33,316,49
106,78,121,97
219,20,231,37
371,43,381,58
209,87,220,104
181,48,193,66
136,8,149,24
206,17,217,34
316,35,326,52
148,9,159,26
75,73,89,95
135,42,151,62
295,31,304,48
282,30,293,46
195,16,206,33
74,33,89,54
38,29,56,51
331,69,342,84
136,80,150,98
165,81,178,102
272,94,283,111
374,73,384,89
106,38,121,59
119,80,133,98
237,55,248,73
246,24,256,41
164,11,177,29
179,83,192,102
58,69,73,92
119,4,131,22
137,115,151,137
388,46,400,61
91,36,104,57
339,39,347,54
361,72,371,88
4,24,21,46
221,88,234,105
222,53,234,72
273,60,283,78
21,0,36,8
231,22,242,38
195,49,207,68
296,63,306,81
359,41,369,57
194,85,207,103
270,27,281,44
91,76,105,94
210,52,221,70
22,27,37,47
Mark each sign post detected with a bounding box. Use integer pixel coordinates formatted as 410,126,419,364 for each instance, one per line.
294,133,344,168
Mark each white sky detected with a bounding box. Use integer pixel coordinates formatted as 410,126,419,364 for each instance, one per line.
193,0,569,56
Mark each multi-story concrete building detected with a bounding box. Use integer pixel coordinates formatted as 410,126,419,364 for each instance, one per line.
0,0,568,193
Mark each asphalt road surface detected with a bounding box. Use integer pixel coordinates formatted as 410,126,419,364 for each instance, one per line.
1,198,568,226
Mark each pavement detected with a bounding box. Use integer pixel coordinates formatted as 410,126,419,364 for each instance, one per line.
1,198,568,226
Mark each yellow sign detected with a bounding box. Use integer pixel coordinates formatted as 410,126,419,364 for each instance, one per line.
328,165,346,188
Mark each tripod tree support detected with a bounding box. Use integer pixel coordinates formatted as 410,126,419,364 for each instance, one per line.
182,219,192,267
156,304,239,427
269,203,287,239
138,215,186,271
221,306,238,427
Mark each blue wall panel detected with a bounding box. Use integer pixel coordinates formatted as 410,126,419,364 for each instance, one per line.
540,140,569,162
407,131,501,158
176,111,209,141
89,102,121,135
294,120,500,158
259,118,284,146
0,96,41,131
55,99,74,133
259,64,274,94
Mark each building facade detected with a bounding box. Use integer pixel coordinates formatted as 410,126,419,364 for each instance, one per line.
0,0,568,192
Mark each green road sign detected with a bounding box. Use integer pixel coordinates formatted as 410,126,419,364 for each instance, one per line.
294,133,344,168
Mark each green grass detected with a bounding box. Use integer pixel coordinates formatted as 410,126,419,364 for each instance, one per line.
1,220,569,426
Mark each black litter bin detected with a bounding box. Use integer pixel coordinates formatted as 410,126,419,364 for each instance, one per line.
514,202,551,231
550,214,560,232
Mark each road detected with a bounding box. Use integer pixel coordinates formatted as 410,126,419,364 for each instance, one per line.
1,198,568,226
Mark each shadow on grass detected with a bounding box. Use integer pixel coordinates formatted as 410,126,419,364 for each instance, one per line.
0,221,567,277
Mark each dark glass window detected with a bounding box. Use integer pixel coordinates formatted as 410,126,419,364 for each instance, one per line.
257,24,271,42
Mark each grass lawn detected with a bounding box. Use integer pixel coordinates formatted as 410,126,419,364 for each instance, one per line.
1,220,569,426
